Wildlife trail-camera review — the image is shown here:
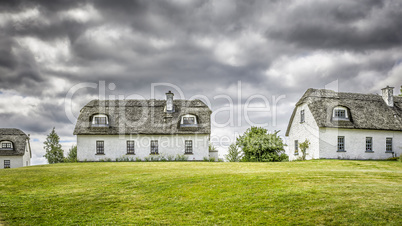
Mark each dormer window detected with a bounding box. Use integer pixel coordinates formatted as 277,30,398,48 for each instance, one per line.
332,106,349,120
0,141,13,149
180,114,197,127
92,114,109,126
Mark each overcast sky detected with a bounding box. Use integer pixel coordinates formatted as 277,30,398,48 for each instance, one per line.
1,0,401,165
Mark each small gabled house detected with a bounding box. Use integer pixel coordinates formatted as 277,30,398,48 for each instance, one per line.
0,128,32,168
74,91,215,161
286,86,402,160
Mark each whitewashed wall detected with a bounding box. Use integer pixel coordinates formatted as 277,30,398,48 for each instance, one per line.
0,140,31,169
23,139,31,166
287,103,320,161
0,156,23,168
77,134,210,161
319,128,402,160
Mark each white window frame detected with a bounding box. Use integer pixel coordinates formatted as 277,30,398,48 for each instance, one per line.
185,140,193,154
386,138,393,152
332,106,348,119
4,160,10,168
181,114,197,125
337,136,345,151
366,137,373,152
92,114,109,125
150,140,158,154
0,141,13,149
127,140,135,154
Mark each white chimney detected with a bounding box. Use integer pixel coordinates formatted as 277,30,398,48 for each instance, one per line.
166,91,174,112
381,86,394,107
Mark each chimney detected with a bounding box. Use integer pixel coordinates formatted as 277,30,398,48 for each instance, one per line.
165,90,175,113
381,86,394,107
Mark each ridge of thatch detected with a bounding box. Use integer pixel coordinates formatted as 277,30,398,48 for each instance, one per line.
73,99,212,135
285,89,402,136
0,128,29,156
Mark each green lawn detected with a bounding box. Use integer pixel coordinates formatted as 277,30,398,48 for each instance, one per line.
0,160,401,225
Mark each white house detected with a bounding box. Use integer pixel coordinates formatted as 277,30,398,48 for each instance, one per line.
73,91,216,161
0,128,32,168
286,86,402,160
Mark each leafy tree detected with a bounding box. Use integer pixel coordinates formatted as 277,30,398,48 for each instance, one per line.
43,127,64,164
225,143,243,162
400,86,402,96
64,145,77,163
299,139,311,161
236,127,288,162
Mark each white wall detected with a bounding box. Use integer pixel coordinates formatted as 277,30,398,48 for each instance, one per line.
77,134,210,161
0,139,31,169
320,128,402,160
0,156,23,169
22,139,31,167
287,103,320,161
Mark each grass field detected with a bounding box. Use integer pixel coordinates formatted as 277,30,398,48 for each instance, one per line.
0,160,401,225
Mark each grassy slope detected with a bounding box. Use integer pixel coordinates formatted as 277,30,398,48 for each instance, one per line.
0,160,401,225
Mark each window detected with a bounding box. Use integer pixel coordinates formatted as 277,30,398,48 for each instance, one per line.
386,138,393,152
185,140,193,154
294,140,299,154
92,114,109,126
183,117,195,124
300,110,305,123
4,160,10,168
334,109,346,118
332,107,349,120
337,136,345,151
150,140,158,154
1,142,12,149
366,137,373,152
181,114,197,126
96,141,104,154
127,141,135,154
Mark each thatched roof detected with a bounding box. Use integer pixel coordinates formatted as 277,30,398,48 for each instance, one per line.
285,89,402,136
73,99,212,135
0,128,29,156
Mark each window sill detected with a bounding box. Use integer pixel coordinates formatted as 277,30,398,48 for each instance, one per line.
0,148,13,151
300,121,305,124
91,125,109,127
184,153,193,155
150,153,159,155
337,150,346,152
95,153,105,155
180,124,198,128
385,151,394,153
126,153,136,155
365,151,374,153
332,118,349,121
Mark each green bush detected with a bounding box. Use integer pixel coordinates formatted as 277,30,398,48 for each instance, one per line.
225,143,242,162
167,155,175,161
236,127,287,162
175,154,188,161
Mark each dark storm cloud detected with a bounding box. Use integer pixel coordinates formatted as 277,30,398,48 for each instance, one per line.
267,0,402,50
0,35,44,93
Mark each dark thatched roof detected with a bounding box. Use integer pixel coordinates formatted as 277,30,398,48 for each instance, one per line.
285,89,402,136
0,128,29,156
73,99,212,135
